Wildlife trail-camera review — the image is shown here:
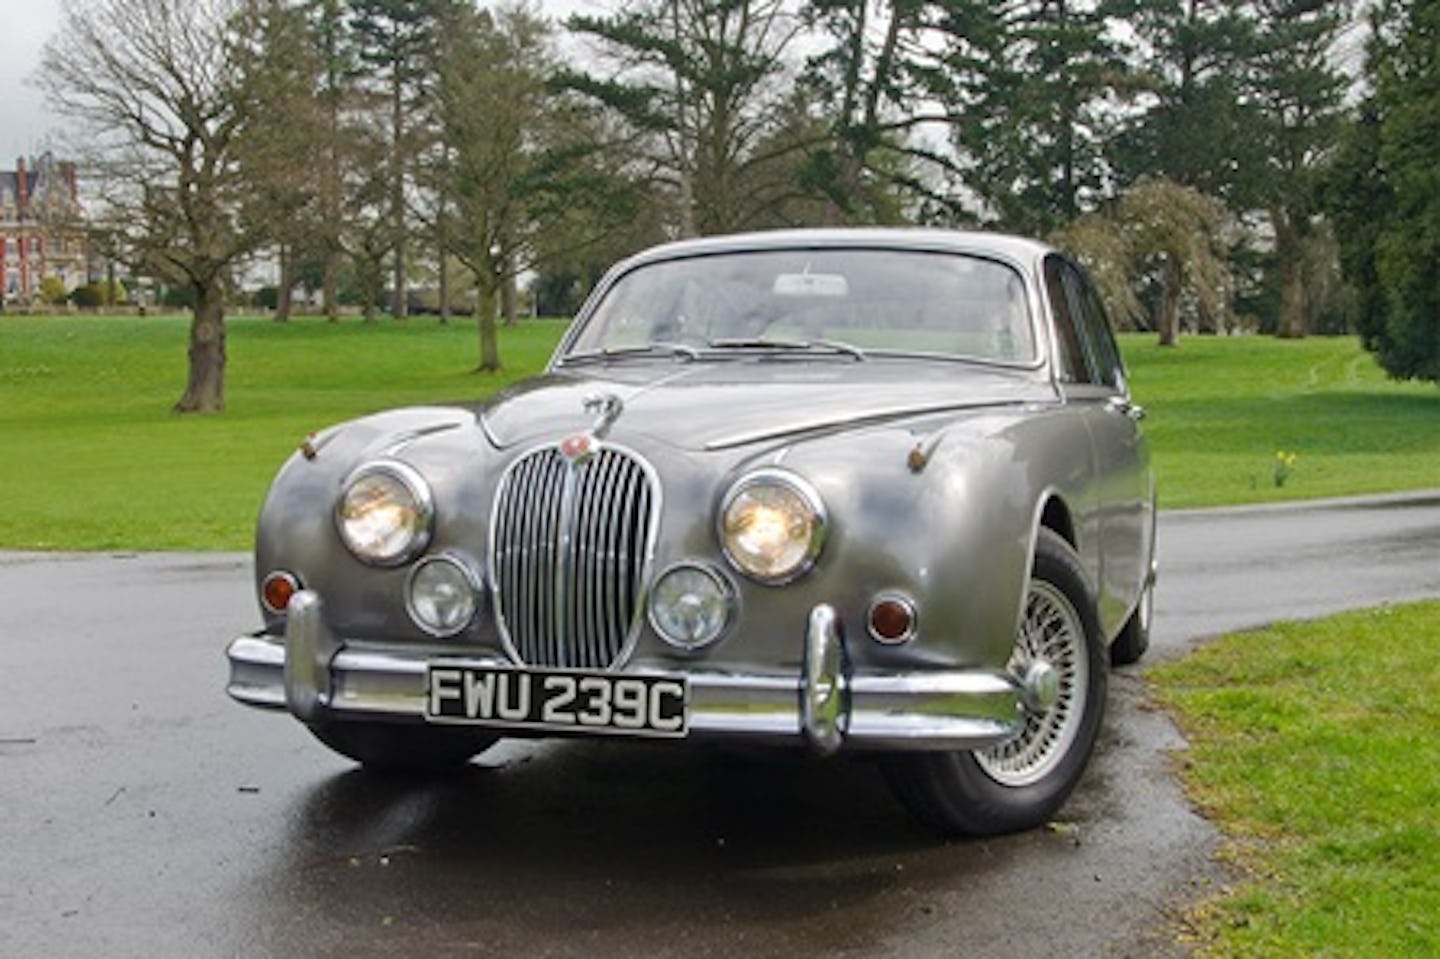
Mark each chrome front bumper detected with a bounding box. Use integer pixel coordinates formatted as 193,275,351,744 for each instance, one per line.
226,591,1029,753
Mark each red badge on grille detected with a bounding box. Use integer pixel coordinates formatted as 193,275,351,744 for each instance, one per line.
560,432,595,465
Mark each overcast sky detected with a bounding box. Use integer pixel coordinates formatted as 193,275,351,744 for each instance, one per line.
1,0,65,163
0,0,605,166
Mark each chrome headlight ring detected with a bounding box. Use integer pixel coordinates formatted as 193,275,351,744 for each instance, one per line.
335,460,435,567
718,468,827,585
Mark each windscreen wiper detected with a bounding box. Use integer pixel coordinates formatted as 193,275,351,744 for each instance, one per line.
707,337,866,360
560,341,701,364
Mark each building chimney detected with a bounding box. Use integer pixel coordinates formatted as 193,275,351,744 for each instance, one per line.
16,156,27,214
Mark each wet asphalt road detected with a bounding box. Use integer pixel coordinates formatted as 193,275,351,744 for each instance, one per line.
3,490,1438,958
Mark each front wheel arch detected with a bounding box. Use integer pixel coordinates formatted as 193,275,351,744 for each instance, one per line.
880,528,1107,836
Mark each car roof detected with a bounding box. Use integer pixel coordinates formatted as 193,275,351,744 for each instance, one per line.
616,228,1055,271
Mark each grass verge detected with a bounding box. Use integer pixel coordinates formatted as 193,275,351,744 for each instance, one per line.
1150,602,1440,957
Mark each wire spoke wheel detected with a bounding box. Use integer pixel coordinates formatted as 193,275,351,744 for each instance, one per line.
975,580,1089,787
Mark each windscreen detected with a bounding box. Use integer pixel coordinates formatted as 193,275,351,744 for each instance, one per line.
567,248,1038,364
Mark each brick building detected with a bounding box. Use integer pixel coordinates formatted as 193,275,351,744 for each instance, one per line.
1,153,88,304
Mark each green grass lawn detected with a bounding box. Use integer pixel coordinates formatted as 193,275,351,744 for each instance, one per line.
0,313,567,550
1152,602,1440,957
1120,333,1440,508
1,316,1436,549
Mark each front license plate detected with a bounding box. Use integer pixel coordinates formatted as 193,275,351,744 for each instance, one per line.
426,665,689,738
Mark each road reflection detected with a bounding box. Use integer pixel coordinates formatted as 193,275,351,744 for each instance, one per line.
247,740,962,956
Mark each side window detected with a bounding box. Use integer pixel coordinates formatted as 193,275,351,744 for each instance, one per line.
1059,261,1121,390
1043,255,1091,384
1079,274,1126,390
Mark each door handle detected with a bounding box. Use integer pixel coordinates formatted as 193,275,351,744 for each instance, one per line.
1107,396,1146,421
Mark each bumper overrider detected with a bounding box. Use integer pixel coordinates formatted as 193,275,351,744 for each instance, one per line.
226,591,1033,754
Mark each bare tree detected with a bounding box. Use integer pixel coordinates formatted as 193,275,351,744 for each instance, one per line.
437,4,637,371
40,0,261,412
233,0,327,322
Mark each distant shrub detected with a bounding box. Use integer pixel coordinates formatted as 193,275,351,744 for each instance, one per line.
39,276,69,306
159,285,195,308
68,280,128,309
70,282,104,308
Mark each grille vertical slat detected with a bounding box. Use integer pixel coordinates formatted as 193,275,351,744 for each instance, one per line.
492,445,657,670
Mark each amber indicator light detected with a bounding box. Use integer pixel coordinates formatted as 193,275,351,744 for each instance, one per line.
261,571,300,614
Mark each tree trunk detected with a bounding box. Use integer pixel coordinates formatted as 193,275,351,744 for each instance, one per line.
438,251,451,325
1272,210,1308,339
475,279,502,372
390,71,408,320
1157,257,1182,347
323,248,340,322
360,254,381,323
503,260,518,327
1277,248,1308,339
276,245,294,323
175,280,226,413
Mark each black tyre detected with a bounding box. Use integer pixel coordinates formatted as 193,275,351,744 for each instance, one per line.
881,528,1108,837
307,720,499,773
1109,568,1153,667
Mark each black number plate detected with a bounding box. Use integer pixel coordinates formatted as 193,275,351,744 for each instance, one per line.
426,665,688,738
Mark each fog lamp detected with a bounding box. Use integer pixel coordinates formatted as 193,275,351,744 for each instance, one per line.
406,555,481,637
649,564,733,650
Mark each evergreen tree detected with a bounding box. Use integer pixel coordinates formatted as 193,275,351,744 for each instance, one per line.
1114,0,1266,207
438,4,640,370
1247,0,1353,338
800,0,957,223
346,0,456,317
1329,0,1440,382
234,0,329,322
560,0,805,236
937,0,1132,235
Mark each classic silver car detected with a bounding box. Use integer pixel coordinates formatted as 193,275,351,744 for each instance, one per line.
226,228,1155,836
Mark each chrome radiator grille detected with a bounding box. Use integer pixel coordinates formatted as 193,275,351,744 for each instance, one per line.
491,445,657,669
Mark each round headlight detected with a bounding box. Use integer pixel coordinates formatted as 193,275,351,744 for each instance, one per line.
719,469,826,584
649,564,733,649
336,461,434,566
407,555,481,637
